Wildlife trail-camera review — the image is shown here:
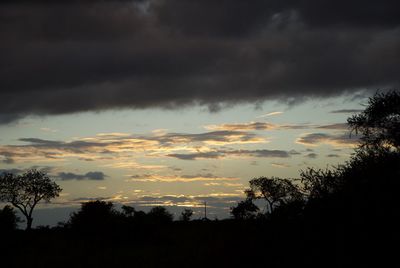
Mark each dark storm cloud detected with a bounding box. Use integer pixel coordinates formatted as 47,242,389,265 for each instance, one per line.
57,171,107,180
1,0,399,123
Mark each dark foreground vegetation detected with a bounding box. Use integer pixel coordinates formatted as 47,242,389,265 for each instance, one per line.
1,91,400,267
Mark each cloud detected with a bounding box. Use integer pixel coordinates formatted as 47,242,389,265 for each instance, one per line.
0,130,265,163
330,109,364,114
205,121,349,132
305,153,318,159
326,154,340,158
271,162,291,168
0,166,55,175
168,149,291,160
257,111,284,118
296,132,359,147
127,173,239,183
57,171,107,181
1,0,399,123
150,130,266,145
205,122,275,131
167,152,223,160
131,193,243,209
317,123,349,130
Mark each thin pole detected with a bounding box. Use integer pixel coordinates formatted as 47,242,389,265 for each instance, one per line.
204,201,207,219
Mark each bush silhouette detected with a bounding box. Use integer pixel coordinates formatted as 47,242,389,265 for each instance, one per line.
147,206,173,224
68,200,123,231
180,208,193,221
230,199,259,220
0,205,20,231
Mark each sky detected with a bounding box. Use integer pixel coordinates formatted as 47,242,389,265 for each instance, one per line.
1,0,399,226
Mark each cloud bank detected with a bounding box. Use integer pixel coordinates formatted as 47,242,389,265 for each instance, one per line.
1,0,399,123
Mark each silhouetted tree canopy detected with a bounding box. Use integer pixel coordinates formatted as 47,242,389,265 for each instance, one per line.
121,205,136,217
0,205,20,231
230,199,259,220
0,169,61,230
147,206,174,223
300,167,344,200
68,200,122,230
179,209,193,221
348,90,400,150
246,177,303,214
301,90,400,234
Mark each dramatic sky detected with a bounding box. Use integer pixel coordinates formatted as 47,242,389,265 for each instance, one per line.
1,0,399,226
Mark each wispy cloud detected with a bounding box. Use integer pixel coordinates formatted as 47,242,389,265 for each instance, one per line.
296,132,359,147
205,122,275,131
330,109,363,114
126,173,240,183
257,111,284,118
167,149,292,160
205,121,348,132
271,162,291,168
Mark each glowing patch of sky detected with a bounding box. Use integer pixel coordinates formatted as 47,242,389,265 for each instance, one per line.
0,95,366,225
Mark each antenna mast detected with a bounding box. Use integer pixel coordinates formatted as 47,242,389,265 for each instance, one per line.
204,201,207,220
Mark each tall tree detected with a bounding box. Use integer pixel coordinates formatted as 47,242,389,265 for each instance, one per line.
246,177,302,214
348,90,400,150
0,169,62,230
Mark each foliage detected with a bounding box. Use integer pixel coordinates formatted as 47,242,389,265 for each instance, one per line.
300,167,344,200
0,205,20,231
348,90,400,150
230,199,259,220
180,208,193,221
301,90,400,233
147,206,174,223
68,200,122,230
246,177,303,213
121,205,136,217
0,169,61,230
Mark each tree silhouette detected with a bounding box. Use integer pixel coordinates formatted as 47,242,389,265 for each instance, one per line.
0,205,20,231
179,208,193,221
121,205,136,217
246,177,302,214
300,90,400,244
348,90,400,150
0,169,61,230
68,200,122,230
300,167,344,200
147,206,173,223
230,199,259,220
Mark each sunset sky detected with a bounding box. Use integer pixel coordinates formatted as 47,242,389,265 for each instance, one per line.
1,0,399,226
